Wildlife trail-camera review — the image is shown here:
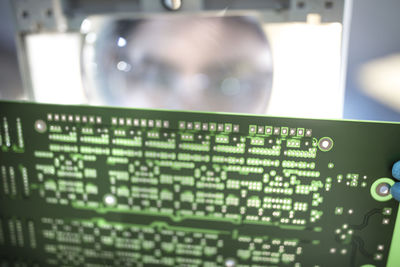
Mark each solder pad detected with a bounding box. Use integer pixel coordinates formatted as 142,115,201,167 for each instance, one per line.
0,100,400,267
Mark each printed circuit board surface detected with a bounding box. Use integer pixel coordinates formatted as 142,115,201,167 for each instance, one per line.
0,101,400,267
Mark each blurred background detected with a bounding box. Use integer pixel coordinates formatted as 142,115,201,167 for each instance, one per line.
0,0,399,121
0,0,24,100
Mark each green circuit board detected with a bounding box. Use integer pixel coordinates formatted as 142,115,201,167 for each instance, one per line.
0,100,400,267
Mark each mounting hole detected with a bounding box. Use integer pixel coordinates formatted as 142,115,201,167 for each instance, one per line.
376,183,390,196
370,178,395,202
34,120,47,133
318,137,333,152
